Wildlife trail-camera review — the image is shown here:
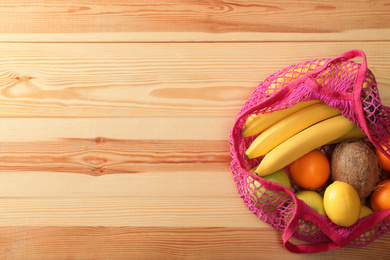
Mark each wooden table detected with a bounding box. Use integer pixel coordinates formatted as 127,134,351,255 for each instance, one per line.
0,1,389,259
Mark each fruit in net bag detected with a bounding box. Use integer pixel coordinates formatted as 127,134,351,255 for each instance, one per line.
330,140,380,199
375,137,390,172
295,190,327,217
324,181,361,227
246,169,291,210
370,179,390,212
289,150,330,190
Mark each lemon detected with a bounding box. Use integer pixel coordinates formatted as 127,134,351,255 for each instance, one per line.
323,181,361,227
247,169,291,210
295,190,327,217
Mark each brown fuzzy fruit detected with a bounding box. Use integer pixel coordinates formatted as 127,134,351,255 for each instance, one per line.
331,140,380,199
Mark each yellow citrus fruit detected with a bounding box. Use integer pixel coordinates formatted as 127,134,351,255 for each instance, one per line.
247,169,291,210
323,181,361,227
295,190,327,217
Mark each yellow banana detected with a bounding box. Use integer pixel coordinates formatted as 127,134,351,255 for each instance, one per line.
243,60,335,137
242,100,320,137
243,60,334,137
255,115,356,177
328,126,367,144
245,102,342,159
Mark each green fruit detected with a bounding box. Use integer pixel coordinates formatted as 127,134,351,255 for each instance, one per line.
247,169,291,210
295,190,327,217
293,190,326,236
357,205,376,241
296,219,320,236
359,205,373,219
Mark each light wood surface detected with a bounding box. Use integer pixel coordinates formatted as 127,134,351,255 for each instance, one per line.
0,1,389,259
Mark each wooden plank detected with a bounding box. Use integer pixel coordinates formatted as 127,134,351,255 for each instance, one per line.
0,42,389,118
0,117,240,199
0,170,236,198
0,197,261,228
0,118,234,141
0,1,389,259
1,30,390,43
0,129,231,176
0,1,389,42
0,226,389,259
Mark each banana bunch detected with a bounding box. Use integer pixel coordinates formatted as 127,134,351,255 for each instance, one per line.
243,101,367,177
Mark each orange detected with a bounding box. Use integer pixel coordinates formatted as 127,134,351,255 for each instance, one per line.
289,149,330,190
376,147,390,172
370,179,390,212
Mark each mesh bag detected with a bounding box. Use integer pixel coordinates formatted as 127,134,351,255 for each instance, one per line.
229,50,390,253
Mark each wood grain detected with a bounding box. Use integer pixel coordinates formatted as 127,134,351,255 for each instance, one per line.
0,227,389,260
0,1,389,259
0,118,233,141
0,138,231,176
0,0,389,42
0,171,235,198
0,42,388,118
0,197,262,227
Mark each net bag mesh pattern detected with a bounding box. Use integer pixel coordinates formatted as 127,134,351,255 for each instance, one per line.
228,50,390,253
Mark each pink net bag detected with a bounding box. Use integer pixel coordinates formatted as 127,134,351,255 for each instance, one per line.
228,50,390,253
